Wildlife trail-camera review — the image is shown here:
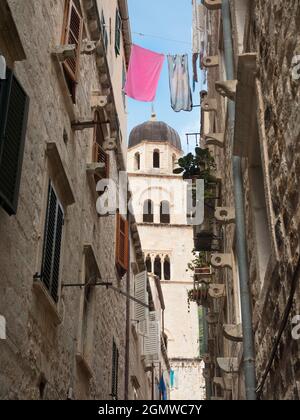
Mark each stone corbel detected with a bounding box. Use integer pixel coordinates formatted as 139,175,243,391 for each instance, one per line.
203,0,222,10
202,98,218,112
52,45,76,62
208,284,226,299
103,138,117,151
81,39,98,55
90,91,108,110
223,324,243,343
217,357,239,374
211,253,233,269
214,207,236,224
202,55,219,68
215,80,238,101
204,132,225,148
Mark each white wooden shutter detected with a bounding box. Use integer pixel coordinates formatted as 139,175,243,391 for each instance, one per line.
134,271,149,335
143,311,161,362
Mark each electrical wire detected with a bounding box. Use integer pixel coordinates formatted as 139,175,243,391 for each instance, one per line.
132,31,192,46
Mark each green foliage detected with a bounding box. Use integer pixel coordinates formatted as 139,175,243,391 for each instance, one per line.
174,147,217,191
186,250,209,273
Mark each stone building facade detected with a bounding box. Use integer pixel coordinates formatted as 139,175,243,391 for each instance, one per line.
128,114,205,400
193,0,300,400
0,0,163,400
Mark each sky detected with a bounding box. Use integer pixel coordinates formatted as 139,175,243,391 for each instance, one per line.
127,0,203,153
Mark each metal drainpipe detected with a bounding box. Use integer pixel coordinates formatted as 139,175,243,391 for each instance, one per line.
124,215,131,400
221,0,256,400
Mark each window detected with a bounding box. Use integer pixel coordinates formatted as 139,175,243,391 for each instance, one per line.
145,255,152,273
134,152,140,171
164,256,171,280
115,9,122,56
160,201,170,224
41,183,64,303
154,256,162,280
0,68,29,216
101,11,108,51
153,149,160,168
115,212,129,276
111,340,119,400
93,111,109,179
62,0,83,103
143,200,154,223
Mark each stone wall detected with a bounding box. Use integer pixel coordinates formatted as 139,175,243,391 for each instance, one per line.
0,0,150,400
203,0,300,400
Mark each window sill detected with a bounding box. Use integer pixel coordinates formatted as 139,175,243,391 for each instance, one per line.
32,280,63,326
76,352,94,379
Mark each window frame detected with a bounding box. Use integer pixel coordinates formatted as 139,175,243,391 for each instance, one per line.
61,0,84,103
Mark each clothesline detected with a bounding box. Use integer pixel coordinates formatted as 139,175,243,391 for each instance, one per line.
132,31,192,47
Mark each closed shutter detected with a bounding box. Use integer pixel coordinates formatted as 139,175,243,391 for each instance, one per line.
115,212,129,275
115,9,122,56
0,68,29,216
143,311,161,362
134,271,149,336
62,0,83,81
111,340,119,400
41,183,64,303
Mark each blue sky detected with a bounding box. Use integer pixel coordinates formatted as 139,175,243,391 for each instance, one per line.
127,0,203,153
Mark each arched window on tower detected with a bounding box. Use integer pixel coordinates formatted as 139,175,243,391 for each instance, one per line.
134,152,140,171
160,201,170,224
154,255,162,279
164,256,171,280
145,255,152,273
143,200,154,223
153,149,160,168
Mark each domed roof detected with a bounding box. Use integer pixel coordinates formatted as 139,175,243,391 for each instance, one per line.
128,114,182,151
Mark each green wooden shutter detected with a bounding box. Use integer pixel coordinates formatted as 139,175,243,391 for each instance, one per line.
0,68,29,216
115,9,121,56
111,340,119,400
41,183,64,302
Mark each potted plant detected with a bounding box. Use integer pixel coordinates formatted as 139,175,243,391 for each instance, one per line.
187,281,210,311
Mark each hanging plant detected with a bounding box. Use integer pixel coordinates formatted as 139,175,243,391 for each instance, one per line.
186,250,210,273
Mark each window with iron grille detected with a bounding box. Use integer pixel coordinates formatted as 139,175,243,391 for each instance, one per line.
0,68,29,216
41,183,64,303
62,0,83,103
111,340,119,400
115,212,129,276
115,9,122,56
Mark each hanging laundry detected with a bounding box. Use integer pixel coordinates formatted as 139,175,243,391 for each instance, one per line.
159,375,168,400
192,53,199,91
168,54,193,112
124,44,164,102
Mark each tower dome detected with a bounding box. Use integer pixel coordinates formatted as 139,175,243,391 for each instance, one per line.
128,114,182,151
